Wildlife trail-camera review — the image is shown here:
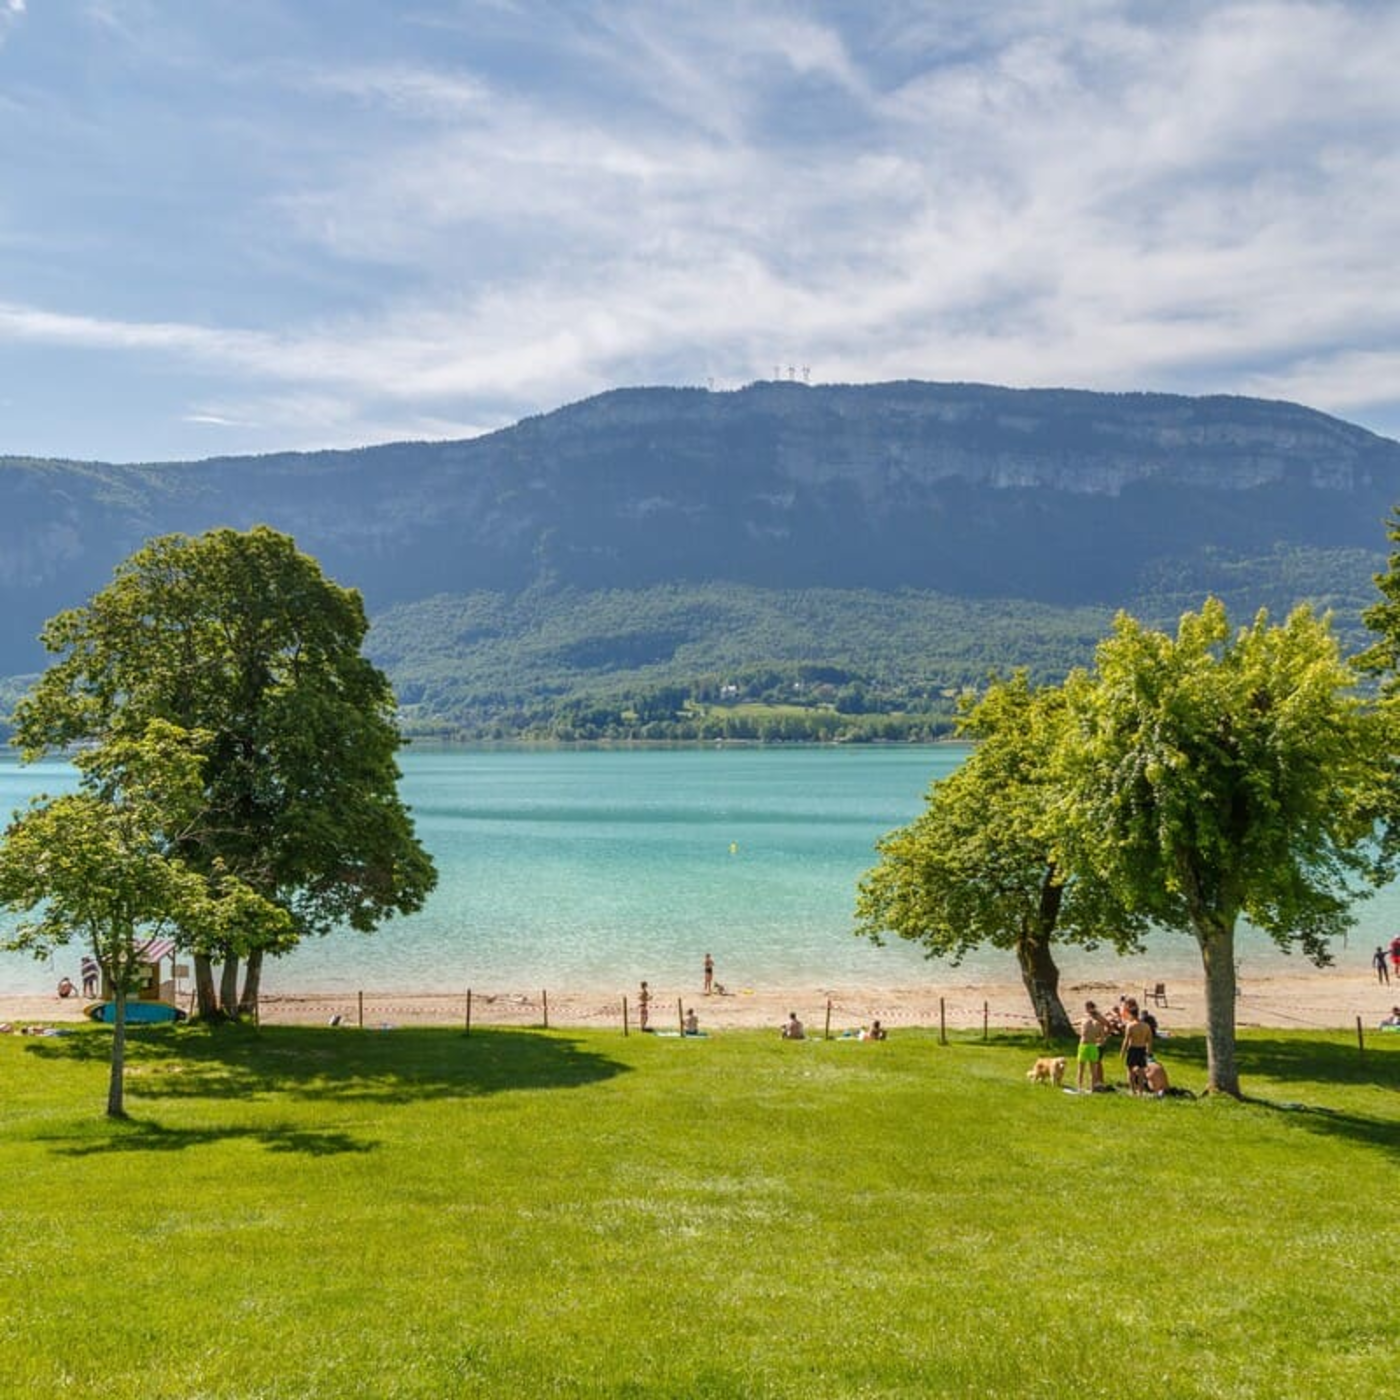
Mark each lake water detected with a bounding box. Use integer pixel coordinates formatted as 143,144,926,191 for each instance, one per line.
0,746,1387,996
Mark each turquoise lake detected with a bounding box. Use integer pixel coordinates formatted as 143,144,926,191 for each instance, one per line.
0,745,1386,996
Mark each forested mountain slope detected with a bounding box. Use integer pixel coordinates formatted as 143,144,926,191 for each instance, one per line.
2,381,1394,735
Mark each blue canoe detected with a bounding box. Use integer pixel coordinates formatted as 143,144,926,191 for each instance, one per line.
84,1000,187,1025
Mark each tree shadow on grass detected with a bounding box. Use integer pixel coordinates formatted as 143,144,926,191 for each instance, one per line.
21,1023,630,1107
1144,1032,1400,1159
39,1117,377,1158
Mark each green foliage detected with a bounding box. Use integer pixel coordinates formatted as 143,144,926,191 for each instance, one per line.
1059,599,1390,1095
3,540,1385,745
0,1024,1395,1396
857,676,1147,1034
11,527,437,1014
0,721,292,1114
370,583,1116,740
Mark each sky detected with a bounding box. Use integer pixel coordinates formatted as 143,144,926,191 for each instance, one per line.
1,0,1398,463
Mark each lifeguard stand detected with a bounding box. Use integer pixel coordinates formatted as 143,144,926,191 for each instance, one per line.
101,936,180,1002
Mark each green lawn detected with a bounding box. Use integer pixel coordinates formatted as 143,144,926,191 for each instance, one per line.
2,1023,1396,1399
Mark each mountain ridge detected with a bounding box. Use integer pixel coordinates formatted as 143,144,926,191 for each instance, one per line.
2,379,1396,735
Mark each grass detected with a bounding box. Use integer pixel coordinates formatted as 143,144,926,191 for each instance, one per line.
1,1023,1397,1399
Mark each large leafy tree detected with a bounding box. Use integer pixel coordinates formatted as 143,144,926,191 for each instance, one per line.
1058,600,1388,1096
12,527,437,1019
0,722,292,1115
856,674,1147,1038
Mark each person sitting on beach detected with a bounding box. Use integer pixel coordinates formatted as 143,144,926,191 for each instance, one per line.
1379,1006,1400,1029
781,1012,805,1040
1143,1057,1170,1096
56,977,75,999
684,1007,700,1035
865,1019,887,1041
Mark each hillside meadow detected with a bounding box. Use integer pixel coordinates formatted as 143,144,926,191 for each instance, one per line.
1,1023,1396,1399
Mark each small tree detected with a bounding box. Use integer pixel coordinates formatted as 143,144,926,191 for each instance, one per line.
856,674,1146,1037
0,722,292,1116
12,526,436,1019
1058,600,1388,1096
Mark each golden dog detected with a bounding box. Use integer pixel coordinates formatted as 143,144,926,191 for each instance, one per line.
1027,1055,1066,1087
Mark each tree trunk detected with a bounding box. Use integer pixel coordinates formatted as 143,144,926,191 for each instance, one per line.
1197,921,1241,1097
107,988,128,1119
238,948,264,1019
1014,932,1075,1039
1014,867,1075,1039
194,953,219,1020
219,956,241,1017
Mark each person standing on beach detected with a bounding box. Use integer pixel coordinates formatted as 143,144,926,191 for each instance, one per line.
638,981,652,1032
703,953,714,996
1075,1001,1109,1093
1390,936,1400,980
1375,946,1391,985
1121,1008,1153,1095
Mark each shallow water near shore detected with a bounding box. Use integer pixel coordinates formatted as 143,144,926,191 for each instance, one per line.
1,745,1391,997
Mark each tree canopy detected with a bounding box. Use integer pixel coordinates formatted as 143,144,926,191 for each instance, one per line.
12,527,437,1018
0,721,292,1114
856,674,1146,1037
1058,599,1389,1095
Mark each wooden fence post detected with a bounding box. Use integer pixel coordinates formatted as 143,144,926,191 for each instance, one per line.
357,990,364,1029
465,988,472,1036
622,995,629,1036
939,997,947,1046
1356,1015,1365,1057
677,997,685,1033
824,999,832,1040
982,1000,988,1041
542,989,549,1030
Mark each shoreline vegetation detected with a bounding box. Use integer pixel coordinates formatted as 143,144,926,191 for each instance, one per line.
6,966,1395,1036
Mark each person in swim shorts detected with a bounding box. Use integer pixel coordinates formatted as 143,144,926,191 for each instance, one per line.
1121,1007,1154,1095
1076,1001,1109,1093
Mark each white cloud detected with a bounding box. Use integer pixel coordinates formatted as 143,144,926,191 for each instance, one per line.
0,0,25,41
4,1,1400,453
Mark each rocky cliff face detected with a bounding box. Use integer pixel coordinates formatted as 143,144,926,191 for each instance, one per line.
1,380,1397,675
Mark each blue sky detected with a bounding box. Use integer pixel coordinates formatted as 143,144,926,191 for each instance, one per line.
1,0,1398,462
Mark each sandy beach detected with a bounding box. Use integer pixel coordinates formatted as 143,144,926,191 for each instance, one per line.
5,967,1397,1035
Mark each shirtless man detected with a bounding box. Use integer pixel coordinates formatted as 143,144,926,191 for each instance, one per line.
703,953,714,996
781,1012,805,1040
638,981,652,1032
1121,1008,1154,1095
1076,1001,1109,1092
